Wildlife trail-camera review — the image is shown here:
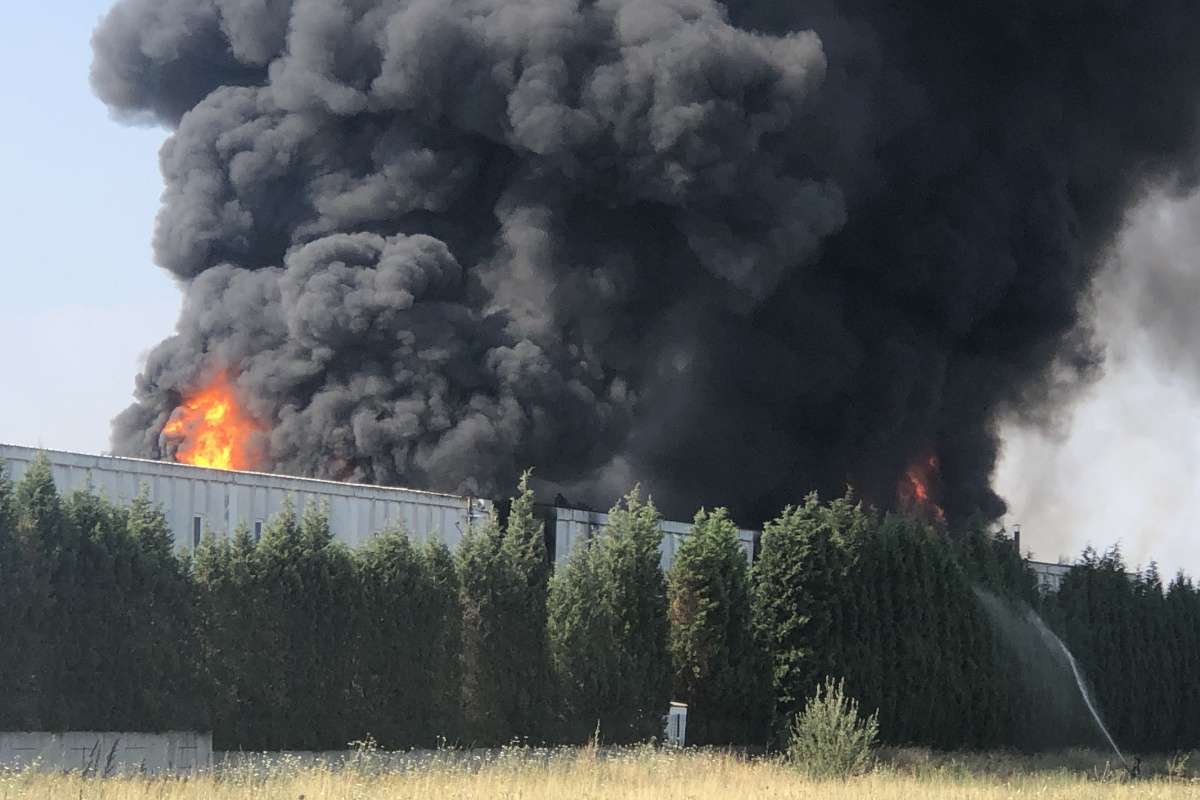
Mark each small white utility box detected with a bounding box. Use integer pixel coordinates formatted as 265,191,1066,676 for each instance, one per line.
665,702,688,746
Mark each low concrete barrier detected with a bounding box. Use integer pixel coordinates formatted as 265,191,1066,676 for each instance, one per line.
0,731,211,775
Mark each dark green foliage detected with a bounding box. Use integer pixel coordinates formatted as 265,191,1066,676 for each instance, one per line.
122,492,205,728
251,500,359,749
7,453,1200,755
786,677,879,779
0,459,43,730
752,493,868,739
1041,548,1200,754
459,471,553,744
549,487,672,744
668,508,768,745
192,522,263,747
355,532,463,747
753,492,1035,749
1,458,203,732
192,499,360,749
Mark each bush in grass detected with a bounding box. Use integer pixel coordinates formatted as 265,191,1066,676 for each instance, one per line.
786,677,878,779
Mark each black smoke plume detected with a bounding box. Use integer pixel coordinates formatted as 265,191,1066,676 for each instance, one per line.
92,0,1200,523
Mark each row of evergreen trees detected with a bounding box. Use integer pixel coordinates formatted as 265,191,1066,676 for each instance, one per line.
1042,547,1200,753
3,455,1200,753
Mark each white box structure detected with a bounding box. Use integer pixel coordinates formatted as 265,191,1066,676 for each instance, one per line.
0,731,211,775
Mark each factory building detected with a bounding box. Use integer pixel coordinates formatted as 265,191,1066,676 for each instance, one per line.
1,443,1080,582
0,443,754,571
0,443,488,552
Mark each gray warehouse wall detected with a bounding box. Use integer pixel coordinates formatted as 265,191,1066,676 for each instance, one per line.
0,443,755,567
548,506,755,571
0,443,489,552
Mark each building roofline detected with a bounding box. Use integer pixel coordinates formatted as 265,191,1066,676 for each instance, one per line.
0,441,474,503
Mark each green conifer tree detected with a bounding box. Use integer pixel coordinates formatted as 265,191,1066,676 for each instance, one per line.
419,539,466,742
15,455,77,729
459,471,552,744
125,490,204,730
356,529,464,746
751,493,864,739
548,487,671,743
667,507,767,744
0,459,42,729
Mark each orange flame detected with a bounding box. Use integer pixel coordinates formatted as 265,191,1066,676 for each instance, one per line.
162,372,260,470
898,453,946,524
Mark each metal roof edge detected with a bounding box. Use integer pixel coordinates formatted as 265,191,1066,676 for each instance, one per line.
0,441,475,503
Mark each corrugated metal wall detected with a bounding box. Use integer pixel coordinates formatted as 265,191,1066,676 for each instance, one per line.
547,506,755,570
0,443,488,551
0,443,758,567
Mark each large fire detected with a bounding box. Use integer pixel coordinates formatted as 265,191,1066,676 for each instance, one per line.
898,453,946,524
162,372,260,470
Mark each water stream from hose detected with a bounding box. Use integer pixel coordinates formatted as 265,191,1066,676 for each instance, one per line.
972,587,1127,766
1025,608,1127,767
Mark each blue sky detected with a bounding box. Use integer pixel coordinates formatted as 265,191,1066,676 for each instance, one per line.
0,2,175,454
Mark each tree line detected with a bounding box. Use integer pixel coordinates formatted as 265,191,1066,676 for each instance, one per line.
1,455,1199,753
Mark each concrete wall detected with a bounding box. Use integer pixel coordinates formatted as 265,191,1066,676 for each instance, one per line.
0,443,490,552
0,731,211,775
548,506,755,570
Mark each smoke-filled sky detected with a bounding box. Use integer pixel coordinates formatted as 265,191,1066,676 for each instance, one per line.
5,2,1200,574
997,190,1200,576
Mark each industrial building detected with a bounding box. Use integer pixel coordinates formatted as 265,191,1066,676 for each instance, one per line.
0,443,488,553
1,443,1071,581
0,443,754,571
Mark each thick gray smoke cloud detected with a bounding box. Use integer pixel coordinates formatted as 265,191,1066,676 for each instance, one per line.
93,0,1200,522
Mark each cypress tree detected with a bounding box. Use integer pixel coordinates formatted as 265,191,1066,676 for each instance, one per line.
15,455,77,729
459,471,552,744
548,487,672,743
243,498,302,748
125,491,203,730
667,507,767,744
61,487,129,728
0,459,42,729
751,493,867,739
419,540,465,743
290,502,359,748
356,530,463,747
194,521,268,748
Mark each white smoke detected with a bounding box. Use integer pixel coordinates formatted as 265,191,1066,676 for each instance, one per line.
998,186,1200,576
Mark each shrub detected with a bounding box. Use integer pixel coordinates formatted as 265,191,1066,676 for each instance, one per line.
786,677,878,779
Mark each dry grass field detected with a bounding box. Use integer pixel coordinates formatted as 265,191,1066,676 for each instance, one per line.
1,747,1197,800
2,748,1200,800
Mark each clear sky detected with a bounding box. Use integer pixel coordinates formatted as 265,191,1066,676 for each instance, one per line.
0,2,175,455
2,3,1198,575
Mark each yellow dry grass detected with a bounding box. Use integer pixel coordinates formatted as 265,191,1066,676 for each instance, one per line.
1,748,1196,800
